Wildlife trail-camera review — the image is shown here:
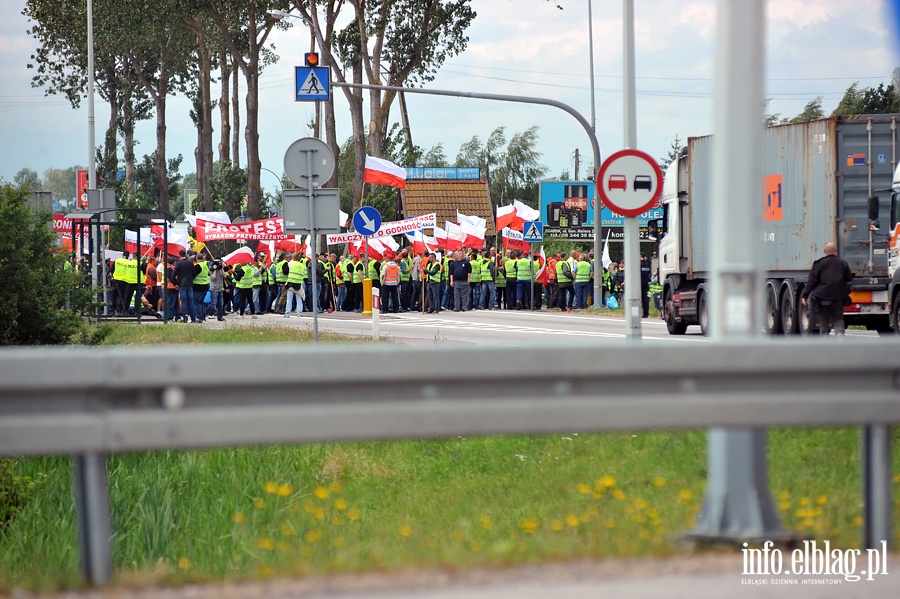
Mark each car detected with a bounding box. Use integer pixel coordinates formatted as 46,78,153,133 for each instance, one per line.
633,175,653,191
608,174,627,191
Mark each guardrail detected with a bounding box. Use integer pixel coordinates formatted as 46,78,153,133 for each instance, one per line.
1,338,898,584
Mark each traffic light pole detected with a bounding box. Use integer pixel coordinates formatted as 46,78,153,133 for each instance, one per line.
333,82,604,308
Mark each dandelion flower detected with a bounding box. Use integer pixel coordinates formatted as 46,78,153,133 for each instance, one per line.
566,514,579,528
277,484,293,497
478,513,493,530
652,476,666,487
576,483,591,495
305,530,321,544
314,507,326,521
798,497,811,506
399,525,413,538
612,488,626,501
253,498,266,510
281,523,295,537
551,520,564,532
678,489,694,502
334,497,348,511
178,557,191,570
815,495,828,506
348,508,361,521
853,516,864,528
257,537,275,551
329,481,343,493
599,475,616,489
519,517,540,534
313,486,330,500
232,511,245,524
264,481,279,494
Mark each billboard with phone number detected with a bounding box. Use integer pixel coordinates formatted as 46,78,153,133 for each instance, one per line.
538,180,662,240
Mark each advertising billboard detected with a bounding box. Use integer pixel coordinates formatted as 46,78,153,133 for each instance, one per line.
538,180,663,241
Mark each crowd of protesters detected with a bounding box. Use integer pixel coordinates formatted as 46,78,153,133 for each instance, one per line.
98,244,664,322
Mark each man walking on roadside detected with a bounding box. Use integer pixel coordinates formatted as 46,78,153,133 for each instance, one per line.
801,241,853,336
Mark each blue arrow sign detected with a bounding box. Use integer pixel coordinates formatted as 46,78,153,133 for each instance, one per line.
353,206,382,237
522,220,543,242
294,66,331,101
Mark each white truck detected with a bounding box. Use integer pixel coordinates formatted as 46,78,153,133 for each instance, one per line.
658,114,898,335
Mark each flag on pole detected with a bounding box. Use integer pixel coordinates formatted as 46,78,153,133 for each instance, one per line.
457,211,486,230
433,225,448,250
363,156,407,189
513,199,540,222
445,222,464,251
460,221,486,249
495,204,517,231
535,246,550,285
222,247,257,266
501,227,529,251
601,230,612,270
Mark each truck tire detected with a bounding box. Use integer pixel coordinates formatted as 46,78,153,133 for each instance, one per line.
780,283,797,334
764,282,782,335
664,287,687,335
698,292,709,336
892,300,900,333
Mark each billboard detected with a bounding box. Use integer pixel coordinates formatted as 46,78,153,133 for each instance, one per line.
538,180,662,241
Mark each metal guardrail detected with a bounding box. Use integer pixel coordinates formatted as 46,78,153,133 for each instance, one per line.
1,338,898,584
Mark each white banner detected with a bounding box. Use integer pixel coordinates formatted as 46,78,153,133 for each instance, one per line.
326,213,436,245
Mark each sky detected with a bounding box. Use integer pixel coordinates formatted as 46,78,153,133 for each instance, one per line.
1,0,898,194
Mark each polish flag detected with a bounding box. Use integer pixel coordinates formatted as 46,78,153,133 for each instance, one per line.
405,230,436,256
185,211,231,228
514,199,540,223
535,246,550,285
457,211,486,230
124,229,154,255
304,235,314,260
151,226,190,256
363,156,407,189
276,237,306,254
222,247,257,266
433,225,448,250
445,222,464,251
496,204,518,231
460,221,485,249
339,210,350,228
501,227,529,251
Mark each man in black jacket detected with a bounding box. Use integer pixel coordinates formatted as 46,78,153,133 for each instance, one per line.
801,241,853,336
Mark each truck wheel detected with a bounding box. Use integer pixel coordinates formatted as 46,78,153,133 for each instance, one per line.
764,282,782,335
664,287,687,335
698,292,709,336
780,284,797,334
892,299,900,333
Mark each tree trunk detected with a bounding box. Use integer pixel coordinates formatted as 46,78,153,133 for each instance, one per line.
232,64,240,168
122,92,136,206
154,67,169,215
218,51,231,164
198,31,214,212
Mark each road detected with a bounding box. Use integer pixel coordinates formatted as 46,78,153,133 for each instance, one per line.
211,307,878,346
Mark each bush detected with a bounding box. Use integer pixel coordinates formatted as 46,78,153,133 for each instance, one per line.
0,183,86,345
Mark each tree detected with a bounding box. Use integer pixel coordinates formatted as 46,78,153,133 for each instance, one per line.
658,134,682,171
789,96,824,123
762,98,782,127
295,0,476,210
832,82,900,115
42,167,81,207
14,169,41,191
0,184,84,345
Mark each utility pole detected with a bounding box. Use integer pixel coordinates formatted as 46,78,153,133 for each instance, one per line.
574,148,580,180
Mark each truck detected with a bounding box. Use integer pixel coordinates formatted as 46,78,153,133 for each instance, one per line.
658,114,899,336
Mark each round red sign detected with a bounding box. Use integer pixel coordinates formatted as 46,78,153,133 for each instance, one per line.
596,148,663,217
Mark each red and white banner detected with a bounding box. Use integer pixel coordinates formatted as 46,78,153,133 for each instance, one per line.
194,217,284,241
404,230,437,256
326,213,436,245
501,227,529,251
363,156,407,189
124,229,155,255
460,221,486,249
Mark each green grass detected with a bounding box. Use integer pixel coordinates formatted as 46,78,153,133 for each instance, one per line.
0,323,897,592
99,323,367,345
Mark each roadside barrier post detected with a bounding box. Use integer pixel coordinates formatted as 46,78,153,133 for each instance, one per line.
372,287,380,341
362,278,373,316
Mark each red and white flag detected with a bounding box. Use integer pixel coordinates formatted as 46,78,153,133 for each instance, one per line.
535,246,550,285
460,221,485,249
124,229,154,255
501,227,529,251
433,225,448,250
339,210,350,228
405,230,436,255
514,199,540,223
363,156,407,189
445,222,464,251
222,247,257,266
457,211,486,230
495,204,517,231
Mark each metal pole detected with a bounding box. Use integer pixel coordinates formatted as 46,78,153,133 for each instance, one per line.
688,0,785,543
587,0,596,134
862,425,893,550
622,0,640,341
303,149,320,344
73,453,113,585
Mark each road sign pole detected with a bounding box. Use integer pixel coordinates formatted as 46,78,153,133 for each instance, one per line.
529,243,534,309
303,148,320,344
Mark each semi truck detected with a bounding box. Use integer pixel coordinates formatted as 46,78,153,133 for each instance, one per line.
658,114,899,336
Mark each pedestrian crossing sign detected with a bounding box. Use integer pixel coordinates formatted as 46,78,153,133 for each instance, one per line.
295,66,331,101
522,220,543,242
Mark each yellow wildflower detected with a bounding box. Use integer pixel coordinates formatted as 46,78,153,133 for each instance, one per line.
277,484,293,497
232,511,245,524
329,481,343,494
314,507,326,521
652,476,666,487
550,520,564,532
281,523,295,537
519,517,540,534
257,537,275,551
815,495,828,506
399,524,413,538
599,475,616,489
313,486,330,500
478,513,493,530
177,557,191,570
253,498,266,510
678,489,694,502
566,514,579,528
334,497,348,511
305,530,321,543
348,508,361,521
576,483,591,495
264,481,279,494
612,488,626,500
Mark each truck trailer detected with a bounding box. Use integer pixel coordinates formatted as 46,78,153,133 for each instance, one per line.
658,114,898,335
